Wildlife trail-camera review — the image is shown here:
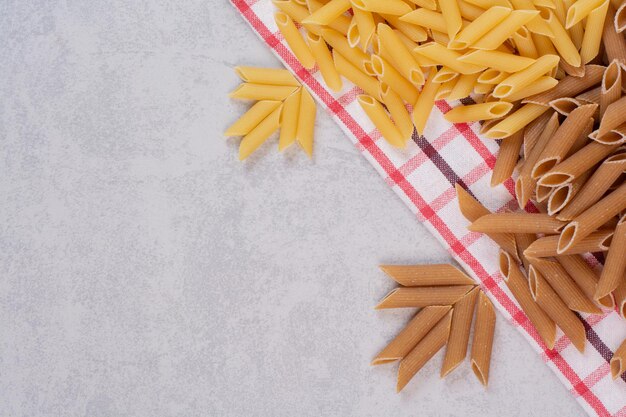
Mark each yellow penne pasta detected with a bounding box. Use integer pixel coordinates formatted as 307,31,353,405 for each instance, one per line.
412,69,441,134
275,12,316,69
305,0,352,34
458,49,535,73
225,100,283,136
566,0,605,27
513,26,540,58
491,130,523,185
278,91,301,150
436,78,458,100
612,338,626,379
370,55,419,103
465,0,512,8
380,264,476,286
557,255,615,309
400,8,449,33
595,214,626,299
229,83,299,101
542,10,582,67
358,95,405,147
347,16,360,48
580,0,610,63
492,55,559,98
449,6,512,49
301,0,351,25
510,0,555,36
380,83,414,141
352,0,413,15
372,305,452,365
448,73,481,100
234,66,300,86
239,104,283,160
445,102,514,122
322,28,371,72
272,0,324,35
378,23,425,85
414,42,484,74
524,65,605,105
484,103,550,139
433,67,460,83
470,291,496,386
504,76,558,102
296,88,316,156
458,0,487,20
441,287,479,376
439,0,464,38
352,7,376,50
306,33,343,92
333,50,381,98
472,10,540,50
375,285,475,309
406,0,438,9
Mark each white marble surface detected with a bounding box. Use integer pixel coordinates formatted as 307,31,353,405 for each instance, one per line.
0,1,587,416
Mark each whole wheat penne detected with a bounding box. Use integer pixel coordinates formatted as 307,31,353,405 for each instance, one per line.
369,55,418,104
472,10,540,50
358,95,405,147
441,287,479,376
378,23,425,85
598,96,626,136
558,183,626,252
548,97,583,116
234,66,300,86
529,267,586,352
524,65,606,105
275,12,316,69
558,151,626,220
229,83,299,101
380,84,414,141
414,42,485,74
485,103,549,139
539,141,619,186
225,100,283,137
600,60,623,118
493,55,560,98
524,229,614,256
278,92,301,150
597,123,626,145
491,130,523,186
603,3,626,63
580,0,611,63
535,183,555,204
334,51,381,99
531,104,598,178
375,285,475,309
382,14,428,43
515,233,537,273
239,105,283,161
322,28,371,72
522,110,554,157
306,33,343,92
559,60,586,77
412,69,441,134
301,0,350,25
469,213,566,233
372,305,452,365
513,26,540,58
352,0,413,15
576,86,602,105
611,338,626,379
448,74,481,101
448,6,513,49
379,264,475,286
558,255,615,309
397,310,453,392
616,1,626,32
470,291,496,386
455,184,520,258
596,214,626,298
445,102,513,123
500,251,556,348
546,171,591,215
529,257,601,313
615,278,626,319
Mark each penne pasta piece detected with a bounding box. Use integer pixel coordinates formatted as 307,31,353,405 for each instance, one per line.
513,26,540,58
380,83,414,141
272,0,324,35
448,73,481,100
603,3,626,64
347,17,361,48
564,0,585,48
558,183,626,253
615,277,626,319
524,65,605,105
278,91,301,150
548,97,583,116
441,287,479,377
405,0,438,9
595,214,626,299
470,291,496,386
352,0,413,15
226,100,282,137
600,60,623,118
304,0,352,34
412,69,441,134
370,55,419,103
397,310,453,392
352,7,376,50
234,66,300,86
472,10,540,50
458,49,535,73
333,50,382,98
510,0,554,36
400,8,449,33
475,82,496,94
445,102,513,123
372,305,452,365
597,123,626,145
616,1,626,32
379,264,475,286
529,267,586,352
524,229,614,256
559,60,586,78
558,151,626,220
375,286,475,309
464,0,512,8
500,251,556,348
296,88,316,157
529,257,601,313
229,83,299,101
458,0,487,20
531,104,597,178
491,130,523,186
612,338,626,379
306,33,343,92
358,95,405,147
546,171,591,215
581,0,611,64
439,0,464,39
435,78,457,100
558,255,615,309
576,86,602,105
301,0,350,25
566,0,606,27
478,69,509,84
432,67,460,83
378,23,425,85
275,12,316,69
484,103,549,139
455,184,520,257
522,110,553,158
382,14,429,43
540,10,582,67
493,55,560,98
469,213,565,234
598,96,626,136
449,6,513,50
414,42,485,74
322,28,371,72
515,233,536,273
239,105,283,161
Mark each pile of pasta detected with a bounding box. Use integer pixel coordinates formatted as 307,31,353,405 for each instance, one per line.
373,264,495,391
226,66,317,160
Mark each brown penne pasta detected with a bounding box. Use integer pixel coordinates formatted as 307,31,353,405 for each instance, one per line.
372,305,452,365
528,257,601,314
611,338,626,379
441,287,479,377
379,264,475,286
524,229,614,257
576,86,602,105
557,255,615,309
598,95,626,137
614,278,626,319
603,3,626,64
546,171,592,216
500,251,556,348
529,266,586,353
397,310,452,392
491,130,523,186
549,97,583,116
595,214,626,299
616,1,626,32
375,285,475,309
470,291,496,386
523,110,555,157
523,65,605,106
597,122,626,145
469,213,566,234
600,60,623,118
515,233,537,273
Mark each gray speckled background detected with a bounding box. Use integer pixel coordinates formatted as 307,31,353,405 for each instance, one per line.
0,1,586,416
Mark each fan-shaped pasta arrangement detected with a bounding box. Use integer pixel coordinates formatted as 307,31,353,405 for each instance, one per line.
373,264,495,391
226,66,317,160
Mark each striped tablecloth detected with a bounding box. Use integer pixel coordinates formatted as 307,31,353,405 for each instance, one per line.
229,1,626,415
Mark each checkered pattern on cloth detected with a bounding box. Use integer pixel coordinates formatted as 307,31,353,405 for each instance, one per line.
229,1,626,415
